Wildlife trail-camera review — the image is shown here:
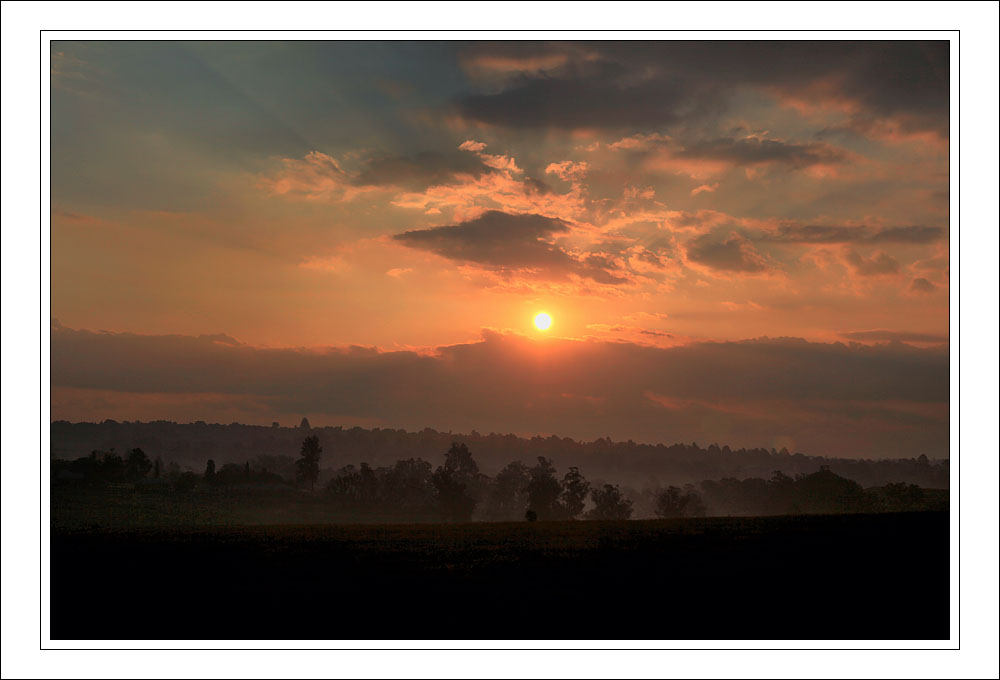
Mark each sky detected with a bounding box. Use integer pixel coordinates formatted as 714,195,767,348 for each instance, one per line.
49,40,950,458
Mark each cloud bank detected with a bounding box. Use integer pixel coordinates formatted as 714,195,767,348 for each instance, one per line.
52,323,948,458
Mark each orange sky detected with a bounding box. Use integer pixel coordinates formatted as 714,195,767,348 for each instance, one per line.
50,41,950,457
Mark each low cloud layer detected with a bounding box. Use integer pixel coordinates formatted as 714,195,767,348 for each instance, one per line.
52,323,949,458
840,330,947,343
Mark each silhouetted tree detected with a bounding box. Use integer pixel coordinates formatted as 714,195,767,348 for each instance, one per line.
102,451,124,482
443,442,479,479
443,442,485,508
484,461,530,520
204,459,216,483
296,435,322,491
526,457,563,520
299,417,311,431
124,448,152,481
357,462,379,507
560,466,590,519
432,467,476,522
654,485,705,518
795,467,868,514
524,509,538,522
588,484,633,520
153,457,162,479
654,486,684,518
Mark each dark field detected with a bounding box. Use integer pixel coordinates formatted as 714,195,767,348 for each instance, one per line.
50,511,949,641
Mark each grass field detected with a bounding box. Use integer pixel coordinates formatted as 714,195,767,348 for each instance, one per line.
50,511,949,641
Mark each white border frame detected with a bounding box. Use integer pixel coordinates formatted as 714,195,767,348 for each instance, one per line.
3,2,998,677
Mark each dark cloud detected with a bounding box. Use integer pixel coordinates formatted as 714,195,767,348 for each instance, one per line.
765,225,867,244
844,249,900,276
867,225,946,244
763,224,946,245
51,324,949,458
456,40,575,64
454,41,948,136
686,232,770,273
522,177,554,195
840,330,946,343
678,137,848,168
393,211,628,284
352,151,492,190
910,277,938,294
457,58,719,130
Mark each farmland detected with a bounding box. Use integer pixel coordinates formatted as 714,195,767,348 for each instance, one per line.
50,511,949,641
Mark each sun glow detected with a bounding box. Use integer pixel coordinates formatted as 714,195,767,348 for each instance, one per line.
534,312,552,331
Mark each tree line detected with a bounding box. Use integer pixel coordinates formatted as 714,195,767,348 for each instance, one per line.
50,419,950,490
52,436,946,521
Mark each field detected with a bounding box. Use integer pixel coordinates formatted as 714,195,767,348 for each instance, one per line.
50,511,949,641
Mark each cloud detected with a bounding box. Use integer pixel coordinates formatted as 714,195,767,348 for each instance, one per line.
676,136,849,169
392,210,627,285
762,224,946,245
840,330,946,344
603,132,853,180
265,147,504,200
457,42,575,75
453,42,948,138
910,277,938,294
456,139,523,174
51,324,949,458
457,140,487,152
351,150,494,190
686,232,771,274
456,59,716,130
867,225,946,244
545,160,590,182
263,151,364,202
844,249,900,276
389,170,586,225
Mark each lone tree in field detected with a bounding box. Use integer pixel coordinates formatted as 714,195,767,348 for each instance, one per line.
296,435,322,491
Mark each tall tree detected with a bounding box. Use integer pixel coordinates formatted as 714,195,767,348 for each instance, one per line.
296,435,322,491
443,442,484,506
443,442,479,480
560,466,590,519
484,461,530,521
526,457,563,520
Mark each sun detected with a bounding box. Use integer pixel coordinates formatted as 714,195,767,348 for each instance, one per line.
534,312,552,331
